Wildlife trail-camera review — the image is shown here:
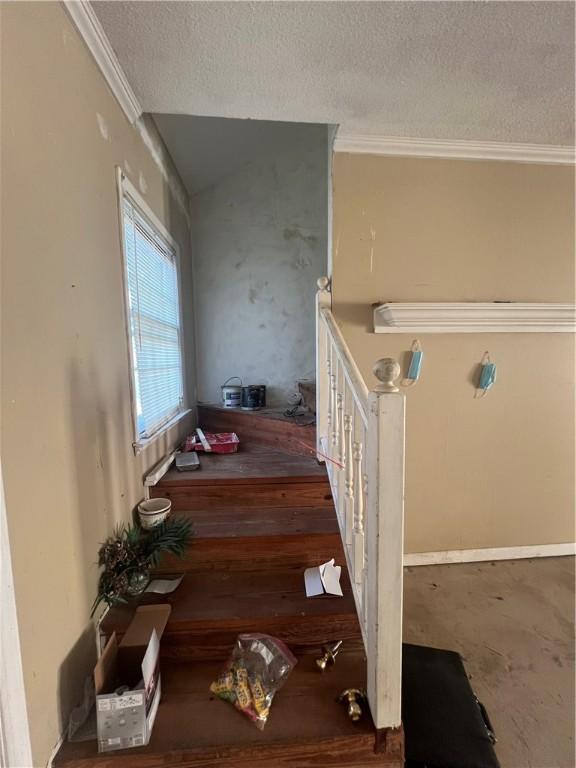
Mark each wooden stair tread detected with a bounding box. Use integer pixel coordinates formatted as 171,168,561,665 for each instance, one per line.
180,506,340,538
156,506,344,575
158,445,326,487
101,568,358,636
53,652,401,768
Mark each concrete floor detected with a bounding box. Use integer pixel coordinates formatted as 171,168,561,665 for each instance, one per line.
403,557,575,768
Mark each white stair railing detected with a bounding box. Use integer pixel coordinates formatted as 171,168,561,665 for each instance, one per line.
316,277,405,732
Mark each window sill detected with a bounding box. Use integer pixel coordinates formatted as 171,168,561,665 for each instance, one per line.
133,408,192,455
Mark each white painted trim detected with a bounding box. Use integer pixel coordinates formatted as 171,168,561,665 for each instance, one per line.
63,1,142,124
374,302,576,334
0,464,33,768
334,134,576,165
133,410,191,456
46,734,65,768
404,542,576,567
116,169,188,454
144,450,177,489
120,171,180,250
366,391,405,730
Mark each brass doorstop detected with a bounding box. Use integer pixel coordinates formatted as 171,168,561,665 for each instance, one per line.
338,688,367,721
316,641,343,671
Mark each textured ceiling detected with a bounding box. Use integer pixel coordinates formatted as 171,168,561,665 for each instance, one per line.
152,115,329,194
93,1,575,146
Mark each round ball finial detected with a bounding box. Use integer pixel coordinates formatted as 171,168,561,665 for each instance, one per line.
317,276,330,291
373,358,401,392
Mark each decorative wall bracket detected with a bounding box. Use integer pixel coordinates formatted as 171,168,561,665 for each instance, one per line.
373,302,576,333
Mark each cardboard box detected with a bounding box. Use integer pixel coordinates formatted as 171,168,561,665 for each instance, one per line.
94,604,171,752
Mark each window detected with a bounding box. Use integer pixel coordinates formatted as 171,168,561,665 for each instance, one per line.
119,173,186,448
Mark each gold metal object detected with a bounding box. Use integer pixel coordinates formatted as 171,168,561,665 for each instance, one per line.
316,640,343,671
338,688,366,721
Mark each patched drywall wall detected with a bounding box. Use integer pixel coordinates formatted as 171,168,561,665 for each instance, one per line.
332,153,575,554
0,4,195,763
191,125,329,406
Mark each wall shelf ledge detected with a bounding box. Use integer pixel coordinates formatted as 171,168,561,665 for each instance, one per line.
373,302,576,333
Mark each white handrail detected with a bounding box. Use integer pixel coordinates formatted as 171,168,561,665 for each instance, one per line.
315,277,405,736
320,308,369,421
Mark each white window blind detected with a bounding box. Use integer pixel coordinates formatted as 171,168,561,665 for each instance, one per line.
122,194,184,441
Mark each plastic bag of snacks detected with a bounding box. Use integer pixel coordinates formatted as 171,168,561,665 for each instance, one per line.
209,633,297,729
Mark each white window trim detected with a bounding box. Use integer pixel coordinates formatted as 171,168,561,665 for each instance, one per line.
116,168,189,454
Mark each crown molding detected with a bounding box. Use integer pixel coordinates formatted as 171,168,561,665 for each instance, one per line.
334,134,575,165
374,302,576,333
64,1,142,124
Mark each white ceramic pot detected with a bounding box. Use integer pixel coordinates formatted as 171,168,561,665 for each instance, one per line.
138,498,172,530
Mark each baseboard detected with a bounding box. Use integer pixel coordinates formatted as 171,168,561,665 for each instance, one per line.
46,733,65,768
404,542,576,566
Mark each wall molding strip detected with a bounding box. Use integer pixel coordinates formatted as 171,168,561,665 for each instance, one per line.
64,1,142,124
374,302,576,334
404,542,576,567
334,134,576,165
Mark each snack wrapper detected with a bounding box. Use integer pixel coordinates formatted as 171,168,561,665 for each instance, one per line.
209,634,297,729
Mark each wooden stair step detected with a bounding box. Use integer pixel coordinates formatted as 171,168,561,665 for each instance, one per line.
101,568,362,660
153,446,331,510
186,505,340,538
160,506,344,572
198,403,316,457
54,651,403,768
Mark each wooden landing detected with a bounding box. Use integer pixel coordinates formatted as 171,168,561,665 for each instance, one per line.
160,444,326,484
54,652,403,768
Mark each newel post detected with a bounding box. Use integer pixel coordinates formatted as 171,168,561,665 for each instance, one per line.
315,277,331,460
366,357,405,730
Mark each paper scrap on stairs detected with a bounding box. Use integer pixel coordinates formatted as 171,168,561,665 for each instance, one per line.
304,559,343,598
145,575,184,594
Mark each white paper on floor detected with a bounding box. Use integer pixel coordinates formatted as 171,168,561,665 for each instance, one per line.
304,558,343,597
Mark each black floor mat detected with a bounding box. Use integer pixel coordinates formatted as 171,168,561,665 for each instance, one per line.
402,643,500,768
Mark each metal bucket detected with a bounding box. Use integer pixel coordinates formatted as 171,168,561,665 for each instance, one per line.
241,384,266,410
221,377,242,408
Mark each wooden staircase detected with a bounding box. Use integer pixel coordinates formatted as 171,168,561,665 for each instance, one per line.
54,412,403,768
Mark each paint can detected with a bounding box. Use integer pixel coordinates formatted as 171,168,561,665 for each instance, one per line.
221,377,242,408
241,384,266,410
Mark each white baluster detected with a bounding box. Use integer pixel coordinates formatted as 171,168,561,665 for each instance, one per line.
315,277,331,461
334,390,344,509
326,355,332,434
325,352,333,475
330,370,338,448
344,413,354,546
337,392,344,462
352,441,365,585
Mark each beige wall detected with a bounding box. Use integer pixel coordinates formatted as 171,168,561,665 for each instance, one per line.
332,153,575,554
1,3,195,764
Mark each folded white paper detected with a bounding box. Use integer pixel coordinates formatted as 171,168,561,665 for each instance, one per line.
145,575,184,595
304,559,343,597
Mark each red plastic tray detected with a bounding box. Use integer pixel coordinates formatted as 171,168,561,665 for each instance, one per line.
183,432,240,454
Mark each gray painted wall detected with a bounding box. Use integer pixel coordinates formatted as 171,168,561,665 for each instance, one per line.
191,124,329,406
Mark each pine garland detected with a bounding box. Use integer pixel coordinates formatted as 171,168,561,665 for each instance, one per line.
91,517,193,616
